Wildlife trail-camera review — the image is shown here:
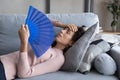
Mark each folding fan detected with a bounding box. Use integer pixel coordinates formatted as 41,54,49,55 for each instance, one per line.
26,6,54,58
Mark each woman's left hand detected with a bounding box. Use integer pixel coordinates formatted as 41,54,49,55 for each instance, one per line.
52,20,66,28
66,24,78,32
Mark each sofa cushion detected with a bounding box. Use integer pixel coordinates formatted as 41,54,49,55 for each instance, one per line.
0,14,26,55
61,23,97,71
78,39,111,73
94,53,117,75
15,70,118,80
110,45,120,79
78,44,103,73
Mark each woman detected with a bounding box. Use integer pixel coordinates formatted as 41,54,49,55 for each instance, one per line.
0,21,85,80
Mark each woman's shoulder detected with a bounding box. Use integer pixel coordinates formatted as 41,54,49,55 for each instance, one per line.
51,47,63,54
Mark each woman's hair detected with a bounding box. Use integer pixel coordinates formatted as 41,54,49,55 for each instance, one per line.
71,26,85,43
52,26,85,53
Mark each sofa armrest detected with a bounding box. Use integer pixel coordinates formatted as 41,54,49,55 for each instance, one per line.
110,45,120,79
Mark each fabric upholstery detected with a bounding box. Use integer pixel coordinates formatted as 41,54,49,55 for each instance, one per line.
79,39,111,73
94,53,117,75
15,71,118,80
0,14,26,55
110,45,120,79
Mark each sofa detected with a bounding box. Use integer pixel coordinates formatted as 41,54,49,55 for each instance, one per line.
0,13,119,80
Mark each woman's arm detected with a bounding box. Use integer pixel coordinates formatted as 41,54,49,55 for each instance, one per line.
18,53,64,78
17,24,31,78
18,24,29,52
51,20,67,28
51,20,78,32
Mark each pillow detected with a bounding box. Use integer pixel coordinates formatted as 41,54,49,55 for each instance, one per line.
94,53,117,75
0,14,26,55
78,39,111,73
61,22,98,71
110,45,120,78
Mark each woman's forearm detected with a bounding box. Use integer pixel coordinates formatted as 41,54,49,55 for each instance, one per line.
51,20,67,28
20,42,28,52
17,51,31,78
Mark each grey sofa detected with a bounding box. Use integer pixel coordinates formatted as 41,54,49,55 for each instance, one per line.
0,13,119,80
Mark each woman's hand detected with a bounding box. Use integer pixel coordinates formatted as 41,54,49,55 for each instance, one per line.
52,20,78,32
18,24,29,45
66,24,78,32
18,24,29,52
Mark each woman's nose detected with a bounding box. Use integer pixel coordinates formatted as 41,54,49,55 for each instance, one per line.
61,29,66,33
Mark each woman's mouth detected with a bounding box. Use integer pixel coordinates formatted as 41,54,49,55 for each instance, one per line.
57,33,62,37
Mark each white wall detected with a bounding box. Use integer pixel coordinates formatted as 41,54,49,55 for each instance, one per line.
0,0,84,14
50,0,84,13
0,0,46,14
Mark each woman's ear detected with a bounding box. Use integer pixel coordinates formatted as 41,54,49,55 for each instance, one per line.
68,41,74,46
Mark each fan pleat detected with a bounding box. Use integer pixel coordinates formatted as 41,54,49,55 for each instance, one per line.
27,6,33,20
35,35,53,43
37,23,52,29
30,10,39,21
27,21,38,43
34,16,49,25
28,8,35,21
31,43,45,57
31,12,44,23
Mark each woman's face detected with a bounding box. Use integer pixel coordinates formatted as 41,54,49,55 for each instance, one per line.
55,28,75,46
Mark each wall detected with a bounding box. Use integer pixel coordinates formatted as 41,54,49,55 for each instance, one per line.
94,0,119,31
0,0,84,14
50,0,84,13
0,0,46,14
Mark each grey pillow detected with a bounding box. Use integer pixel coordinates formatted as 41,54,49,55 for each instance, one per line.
61,23,98,71
0,14,26,55
78,44,103,73
94,53,117,75
78,39,111,73
110,45,120,79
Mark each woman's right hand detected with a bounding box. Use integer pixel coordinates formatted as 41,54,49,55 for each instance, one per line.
18,24,30,45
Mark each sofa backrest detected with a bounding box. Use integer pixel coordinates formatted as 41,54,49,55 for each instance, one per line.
0,13,99,55
47,13,99,35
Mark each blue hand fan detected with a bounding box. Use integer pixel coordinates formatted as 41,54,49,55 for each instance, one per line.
26,6,54,58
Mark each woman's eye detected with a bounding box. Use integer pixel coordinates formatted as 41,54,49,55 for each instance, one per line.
67,31,70,34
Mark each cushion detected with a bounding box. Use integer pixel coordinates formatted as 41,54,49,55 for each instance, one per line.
61,22,98,71
0,14,26,55
78,39,111,73
110,45,120,78
94,53,117,75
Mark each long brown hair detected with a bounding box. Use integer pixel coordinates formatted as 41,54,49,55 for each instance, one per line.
52,26,85,53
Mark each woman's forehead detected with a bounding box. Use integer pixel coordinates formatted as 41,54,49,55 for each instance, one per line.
64,27,71,31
